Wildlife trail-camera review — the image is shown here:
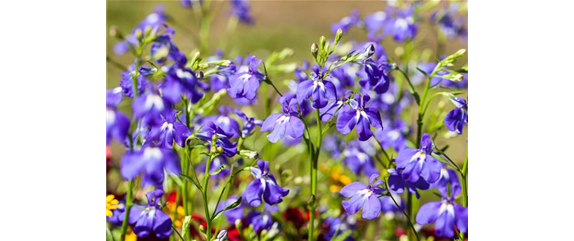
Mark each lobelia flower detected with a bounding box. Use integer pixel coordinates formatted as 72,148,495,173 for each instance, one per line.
244,160,290,206
364,8,392,34
321,215,357,241
244,205,279,232
336,94,383,141
297,66,338,109
230,0,253,24
434,167,461,197
107,87,130,145
121,143,181,186
444,97,468,134
234,108,263,138
228,55,265,101
416,174,468,238
114,5,168,55
387,167,430,199
331,9,360,34
149,110,191,148
150,28,186,65
340,174,386,219
161,63,206,104
129,190,173,238
430,3,467,40
374,119,409,152
395,133,443,184
342,140,379,177
196,122,238,157
361,57,391,94
119,59,153,98
108,201,127,226
210,61,237,92
201,106,241,138
387,7,418,42
132,87,173,127
260,94,305,143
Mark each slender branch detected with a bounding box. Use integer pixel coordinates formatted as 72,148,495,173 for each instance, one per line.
385,182,420,241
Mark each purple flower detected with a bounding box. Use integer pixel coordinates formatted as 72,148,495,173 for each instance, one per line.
388,7,417,42
132,89,172,127
321,215,357,241
379,192,405,214
361,58,391,94
201,106,241,138
395,133,443,184
342,140,379,177
340,174,385,220
296,68,337,109
149,110,191,148
416,175,468,238
430,3,467,40
210,62,237,92
244,160,289,206
161,63,206,104
196,122,238,157
228,55,265,100
336,94,382,141
119,60,153,98
150,32,186,65
234,108,263,138
129,190,173,238
444,97,468,134
331,9,360,34
107,88,130,145
244,205,278,232
387,167,430,199
364,10,389,34
434,167,461,197
231,0,253,24
261,94,305,143
374,119,408,152
114,6,168,55
120,145,181,187
216,195,243,224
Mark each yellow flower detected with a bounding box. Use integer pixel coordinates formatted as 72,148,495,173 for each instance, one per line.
106,194,119,217
126,227,137,241
320,164,352,193
164,202,186,227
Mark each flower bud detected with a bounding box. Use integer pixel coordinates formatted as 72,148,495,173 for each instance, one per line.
134,29,143,39
215,230,228,241
195,71,204,79
319,36,327,50
311,42,319,58
334,28,343,44
239,150,259,160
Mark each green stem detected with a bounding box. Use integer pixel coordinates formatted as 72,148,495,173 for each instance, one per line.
202,153,215,241
462,152,468,207
385,183,419,241
119,180,133,241
308,109,322,241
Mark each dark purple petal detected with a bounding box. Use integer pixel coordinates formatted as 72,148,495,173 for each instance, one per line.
244,179,264,207
152,210,173,238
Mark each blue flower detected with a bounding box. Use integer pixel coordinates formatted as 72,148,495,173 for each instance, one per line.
361,58,391,94
331,9,360,34
196,122,238,157
234,108,263,138
342,140,379,177
107,87,130,145
340,174,385,220
120,144,181,187
321,215,357,241
387,167,430,199
416,173,468,238
395,133,443,184
149,110,191,148
261,94,305,143
297,67,338,109
444,97,468,134
132,88,173,127
374,119,409,152
244,160,289,206
388,7,417,42
129,190,173,238
161,63,206,104
379,192,405,215
244,205,279,232
196,155,231,182
231,0,253,24
201,106,241,138
215,195,243,224
114,6,168,55
336,94,383,141
119,59,153,98
228,55,265,100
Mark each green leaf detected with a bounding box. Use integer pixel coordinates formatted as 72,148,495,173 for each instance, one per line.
211,197,242,221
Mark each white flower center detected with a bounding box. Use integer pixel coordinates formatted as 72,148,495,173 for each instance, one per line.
143,147,163,160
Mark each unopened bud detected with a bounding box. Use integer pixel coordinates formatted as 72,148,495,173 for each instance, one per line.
239,150,259,160
335,28,343,44
134,29,143,39
195,71,204,79
215,230,228,241
319,36,327,50
311,43,319,58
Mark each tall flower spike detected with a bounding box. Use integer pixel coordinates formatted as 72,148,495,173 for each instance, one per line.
444,97,468,134
244,160,290,206
395,133,443,184
336,94,383,141
340,174,385,220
